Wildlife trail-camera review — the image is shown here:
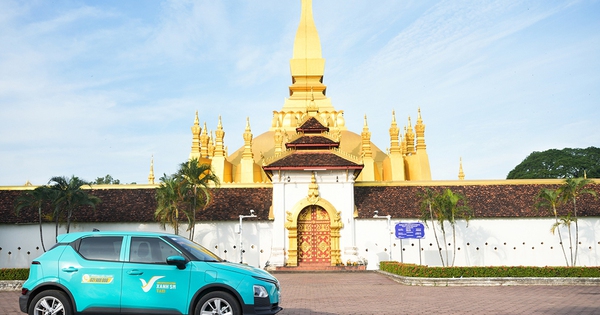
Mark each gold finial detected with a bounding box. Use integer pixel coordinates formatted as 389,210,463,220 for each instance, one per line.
458,157,465,180
194,110,199,124
148,155,155,184
307,172,320,204
389,110,401,154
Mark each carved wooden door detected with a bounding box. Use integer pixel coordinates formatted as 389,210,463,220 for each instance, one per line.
297,206,331,264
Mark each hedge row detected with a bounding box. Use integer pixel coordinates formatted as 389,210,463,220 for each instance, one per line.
0,269,29,280
380,261,600,278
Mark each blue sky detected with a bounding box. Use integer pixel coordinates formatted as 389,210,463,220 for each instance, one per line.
1,0,599,186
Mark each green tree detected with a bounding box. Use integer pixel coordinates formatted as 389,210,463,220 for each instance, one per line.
534,188,569,265
419,188,472,267
176,158,220,240
48,176,101,234
507,147,600,179
419,188,446,266
14,186,52,252
559,177,597,266
439,189,473,267
92,174,121,185
155,174,183,235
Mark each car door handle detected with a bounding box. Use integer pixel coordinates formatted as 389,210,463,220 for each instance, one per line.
127,270,143,275
62,267,78,273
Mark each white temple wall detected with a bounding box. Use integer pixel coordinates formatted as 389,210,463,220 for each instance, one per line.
2,217,599,269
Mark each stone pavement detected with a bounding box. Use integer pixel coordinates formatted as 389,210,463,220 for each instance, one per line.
2,272,600,314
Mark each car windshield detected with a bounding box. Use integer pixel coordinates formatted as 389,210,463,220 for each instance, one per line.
165,236,223,262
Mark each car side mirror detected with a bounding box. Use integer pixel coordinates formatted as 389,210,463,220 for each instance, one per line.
166,255,187,270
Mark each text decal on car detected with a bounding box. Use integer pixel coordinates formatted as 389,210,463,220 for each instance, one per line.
140,276,165,292
82,274,114,284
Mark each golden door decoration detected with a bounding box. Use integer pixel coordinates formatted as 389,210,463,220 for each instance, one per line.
297,206,331,264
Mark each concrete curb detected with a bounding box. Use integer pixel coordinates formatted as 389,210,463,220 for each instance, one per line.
0,281,23,291
377,270,600,286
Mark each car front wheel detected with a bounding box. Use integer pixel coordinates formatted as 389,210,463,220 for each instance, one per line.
195,291,241,315
29,289,72,315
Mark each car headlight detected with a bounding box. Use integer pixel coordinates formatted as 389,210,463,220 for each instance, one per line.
253,285,269,298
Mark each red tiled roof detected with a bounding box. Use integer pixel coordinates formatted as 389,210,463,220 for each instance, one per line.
2,183,599,225
354,183,600,219
297,117,328,133
263,151,363,170
0,187,272,224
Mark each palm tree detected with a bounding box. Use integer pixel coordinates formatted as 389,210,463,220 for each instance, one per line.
419,188,445,266
155,174,182,235
535,188,569,265
560,177,597,266
440,189,472,267
14,186,51,252
176,158,220,240
48,176,101,234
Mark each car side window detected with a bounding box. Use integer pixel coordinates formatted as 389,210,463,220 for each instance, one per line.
78,236,123,261
129,237,181,264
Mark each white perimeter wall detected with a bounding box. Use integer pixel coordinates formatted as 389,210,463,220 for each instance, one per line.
2,217,599,269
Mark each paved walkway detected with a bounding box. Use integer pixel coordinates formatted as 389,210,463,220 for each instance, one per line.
3,272,600,314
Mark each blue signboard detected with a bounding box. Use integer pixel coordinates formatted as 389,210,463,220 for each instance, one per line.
395,222,425,239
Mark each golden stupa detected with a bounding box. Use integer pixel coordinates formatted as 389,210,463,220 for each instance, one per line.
188,0,431,184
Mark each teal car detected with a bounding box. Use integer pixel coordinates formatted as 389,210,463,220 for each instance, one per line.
19,231,282,315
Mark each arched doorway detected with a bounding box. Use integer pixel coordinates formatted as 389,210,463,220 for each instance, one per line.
297,205,331,265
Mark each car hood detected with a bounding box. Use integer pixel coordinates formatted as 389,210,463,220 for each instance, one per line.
205,261,276,280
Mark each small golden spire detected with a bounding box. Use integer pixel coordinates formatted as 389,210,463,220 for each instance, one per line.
214,116,225,157
458,157,465,180
361,115,372,158
243,117,253,159
148,155,155,184
190,111,201,159
405,116,415,154
389,110,401,155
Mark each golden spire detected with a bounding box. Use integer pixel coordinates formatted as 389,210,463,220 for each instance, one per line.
405,117,415,155
200,122,209,158
283,0,332,115
274,119,283,154
148,155,155,184
208,130,215,157
214,116,225,157
293,0,322,60
307,172,320,204
389,110,401,155
189,111,201,159
361,115,372,159
415,108,426,151
242,117,253,159
458,157,465,180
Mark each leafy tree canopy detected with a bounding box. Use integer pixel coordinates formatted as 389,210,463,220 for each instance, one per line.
507,147,600,179
92,174,121,185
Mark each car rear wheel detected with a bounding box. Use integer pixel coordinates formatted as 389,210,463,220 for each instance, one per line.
195,291,241,315
29,290,72,315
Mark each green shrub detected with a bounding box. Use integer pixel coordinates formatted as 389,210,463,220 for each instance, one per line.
379,262,600,278
0,268,29,280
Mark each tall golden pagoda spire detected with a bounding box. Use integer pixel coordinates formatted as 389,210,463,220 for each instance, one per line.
275,0,340,131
